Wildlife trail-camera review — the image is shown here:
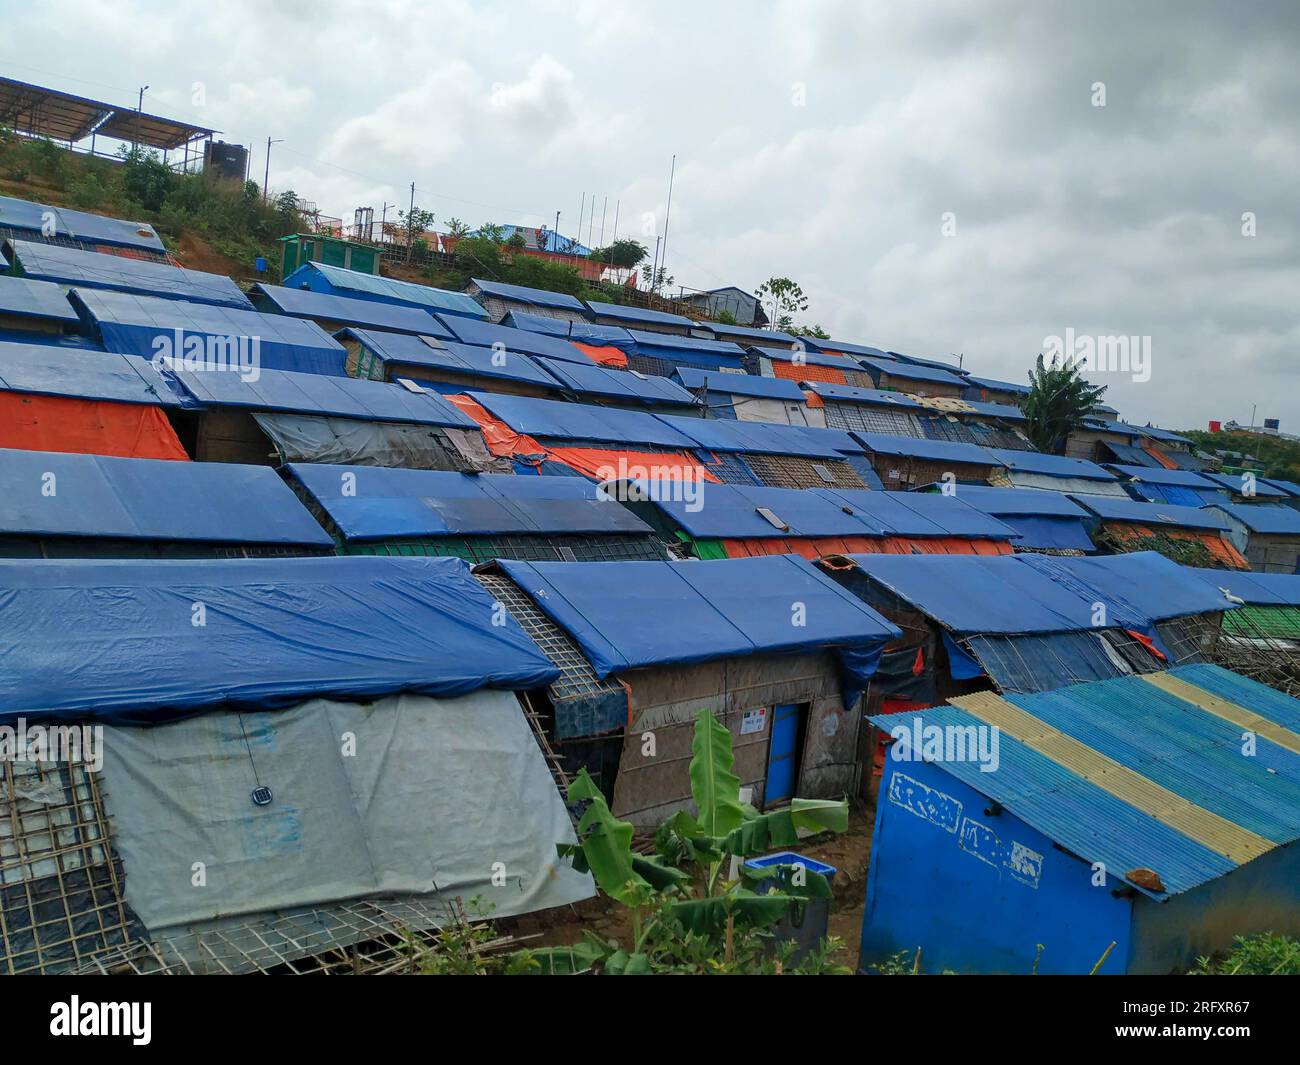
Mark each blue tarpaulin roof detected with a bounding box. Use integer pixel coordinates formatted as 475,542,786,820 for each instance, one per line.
0,275,80,324
1184,568,1300,605
0,342,179,405
339,328,558,389
1102,441,1162,467
924,484,1096,551
471,278,587,312
627,328,748,359
72,289,348,377
960,399,1026,422
964,375,1031,396
802,337,890,359
1206,502,1300,535
288,466,653,541
1198,471,1288,498
802,382,923,409
6,240,251,309
749,344,866,371
1073,495,1233,531
661,414,854,457
500,311,636,352
672,367,806,402
251,283,452,337
283,262,488,319
492,555,901,702
828,489,1016,538
1103,463,1221,487
860,356,966,387
437,315,596,364
0,450,332,546
469,391,698,448
870,665,1300,898
0,555,559,722
855,433,1002,467
0,194,165,253
1263,478,1300,498
700,322,797,344
988,448,1117,481
532,356,697,406
585,300,694,328
167,363,476,427
1136,424,1192,445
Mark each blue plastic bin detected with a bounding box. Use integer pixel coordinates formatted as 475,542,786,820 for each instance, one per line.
743,851,837,963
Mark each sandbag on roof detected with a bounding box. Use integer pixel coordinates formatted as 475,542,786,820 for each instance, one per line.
531,356,698,406
5,240,251,309
468,391,699,448
0,449,332,546
72,289,347,376
0,193,165,253
0,555,559,723
0,341,179,405
490,554,901,701
340,328,557,389
167,363,477,427
1073,495,1233,531
288,465,653,541
672,367,806,402
0,275,81,325
438,315,596,363
470,278,588,312
250,283,453,337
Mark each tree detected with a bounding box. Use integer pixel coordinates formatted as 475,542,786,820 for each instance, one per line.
791,323,830,339
444,217,470,238
1022,353,1108,453
755,277,809,332
398,205,436,262
641,264,674,291
118,146,174,212
477,222,506,243
588,238,648,269
506,231,527,249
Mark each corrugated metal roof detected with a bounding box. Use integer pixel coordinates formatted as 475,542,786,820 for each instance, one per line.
870,665,1300,897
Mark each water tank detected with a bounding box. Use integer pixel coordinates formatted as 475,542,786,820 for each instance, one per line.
204,140,249,182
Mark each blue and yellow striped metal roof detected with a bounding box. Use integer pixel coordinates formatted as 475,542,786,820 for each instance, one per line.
870,664,1300,898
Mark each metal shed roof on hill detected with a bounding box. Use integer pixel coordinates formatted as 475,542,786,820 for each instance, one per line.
0,450,331,546
285,262,488,319
470,278,587,312
468,391,697,448
437,315,596,363
1072,495,1233,532
6,240,250,309
854,433,1002,467
0,275,80,324
338,328,557,389
490,554,901,689
1206,502,1300,534
0,342,179,405
987,448,1118,481
585,300,694,328
871,664,1300,898
672,367,806,401
167,363,476,427
251,284,452,337
72,289,347,376
531,356,697,406
287,466,652,541
0,193,165,253
0,555,558,722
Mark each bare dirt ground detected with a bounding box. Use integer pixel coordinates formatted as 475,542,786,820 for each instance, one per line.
498,800,877,971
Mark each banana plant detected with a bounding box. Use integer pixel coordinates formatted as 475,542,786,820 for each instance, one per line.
524,708,848,973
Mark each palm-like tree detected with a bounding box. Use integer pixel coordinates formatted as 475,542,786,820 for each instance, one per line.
1022,354,1108,453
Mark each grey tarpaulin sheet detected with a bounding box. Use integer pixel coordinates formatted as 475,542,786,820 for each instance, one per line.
253,412,506,470
102,690,593,935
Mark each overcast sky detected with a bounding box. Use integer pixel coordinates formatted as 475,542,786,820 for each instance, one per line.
6,0,1297,429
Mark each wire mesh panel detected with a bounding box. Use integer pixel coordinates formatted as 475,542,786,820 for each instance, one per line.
626,354,677,378
343,534,666,563
1153,613,1223,665
822,403,923,436
699,450,762,485
743,453,867,489
1,756,143,975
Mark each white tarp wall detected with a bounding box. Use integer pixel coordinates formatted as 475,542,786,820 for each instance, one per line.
103,690,593,937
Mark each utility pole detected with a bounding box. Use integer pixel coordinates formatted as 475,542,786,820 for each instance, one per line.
554,210,561,251
263,137,283,202
133,85,148,151
660,154,677,294
406,182,416,262
599,196,608,247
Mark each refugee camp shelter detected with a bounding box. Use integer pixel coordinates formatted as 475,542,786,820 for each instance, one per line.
248,283,452,338
623,329,748,376
861,665,1300,973
0,449,332,557
498,311,635,366
1185,568,1300,695
584,299,694,335
916,398,1032,450
466,278,589,323
282,261,487,321
0,275,82,337
278,232,379,277
1071,495,1248,570
923,484,1097,554
163,363,503,470
857,356,966,398
0,555,591,974
339,328,563,398
1103,463,1229,506
800,382,925,435
0,342,187,459
961,375,1031,407
71,288,348,377
673,367,815,426
436,313,605,365
697,322,797,347
613,481,1016,560
286,465,667,562
748,344,874,387
1206,502,1300,573
988,448,1128,496
0,193,166,256
474,554,901,823
4,239,251,309
1198,471,1290,504
853,434,1004,490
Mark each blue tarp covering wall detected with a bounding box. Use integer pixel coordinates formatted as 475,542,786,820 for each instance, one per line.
0,342,179,405
251,284,452,338
339,329,559,390
437,315,597,364
493,554,901,706
167,364,477,427
0,555,560,723
471,278,587,313
0,194,166,253
0,450,332,546
282,262,488,320
0,276,81,325
288,465,654,541
72,289,348,377
6,240,251,309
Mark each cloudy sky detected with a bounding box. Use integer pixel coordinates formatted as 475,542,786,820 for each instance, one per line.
6,0,1297,429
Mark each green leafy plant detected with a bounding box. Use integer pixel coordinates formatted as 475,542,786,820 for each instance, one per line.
1191,933,1300,975
755,276,810,332
1022,352,1108,453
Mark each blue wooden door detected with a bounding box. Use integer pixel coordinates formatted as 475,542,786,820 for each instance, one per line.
764,703,801,807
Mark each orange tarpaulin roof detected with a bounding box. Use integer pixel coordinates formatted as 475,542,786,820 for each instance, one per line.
1141,442,1179,470
773,361,847,385
719,536,1013,560
570,342,628,368
0,392,188,460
